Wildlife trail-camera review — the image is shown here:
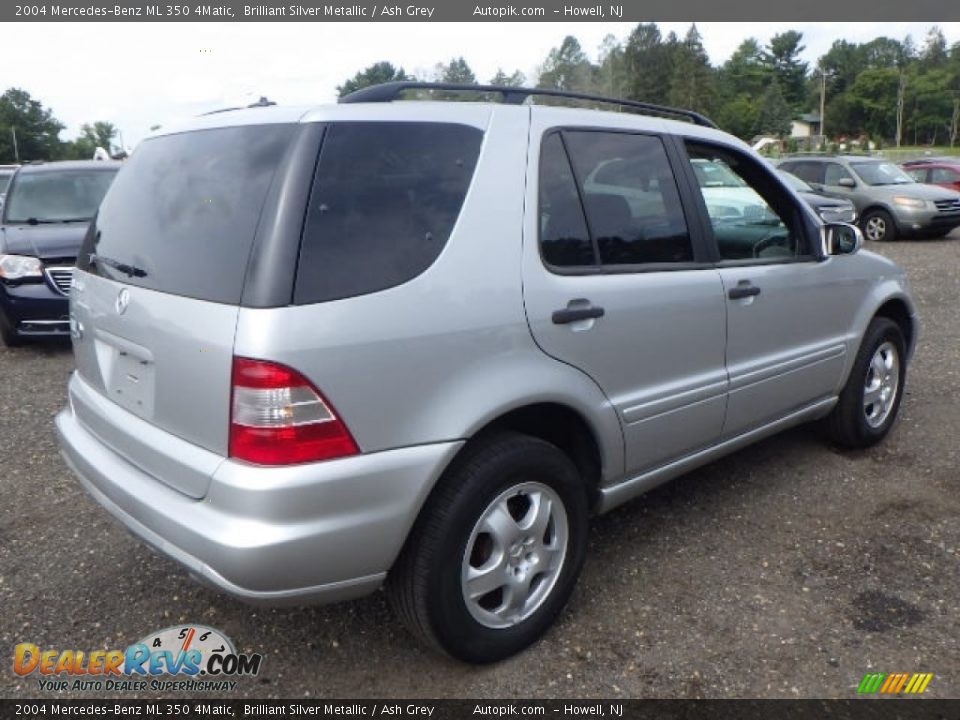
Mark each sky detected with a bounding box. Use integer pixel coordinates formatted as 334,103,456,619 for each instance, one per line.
7,21,960,149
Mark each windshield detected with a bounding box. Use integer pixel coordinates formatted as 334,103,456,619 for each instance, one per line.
778,170,813,192
692,160,748,188
0,171,13,195
3,169,117,223
850,162,914,186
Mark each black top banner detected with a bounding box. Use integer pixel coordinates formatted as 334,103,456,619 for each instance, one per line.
5,0,959,21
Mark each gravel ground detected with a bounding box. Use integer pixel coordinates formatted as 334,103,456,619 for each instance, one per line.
2,231,958,700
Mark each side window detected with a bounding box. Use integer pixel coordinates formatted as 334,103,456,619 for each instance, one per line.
824,163,854,186
686,141,810,262
295,122,483,304
931,167,960,184
538,133,594,268
905,168,929,182
784,162,824,185
563,131,693,266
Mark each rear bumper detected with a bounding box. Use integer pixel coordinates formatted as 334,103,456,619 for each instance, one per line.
56,373,462,605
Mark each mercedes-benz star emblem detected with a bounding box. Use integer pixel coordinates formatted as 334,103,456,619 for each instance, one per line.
115,288,130,315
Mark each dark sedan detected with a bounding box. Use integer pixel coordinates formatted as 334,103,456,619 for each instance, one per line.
778,169,857,224
0,160,120,345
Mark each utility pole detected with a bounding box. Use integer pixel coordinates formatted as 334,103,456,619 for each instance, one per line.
818,69,833,148
895,70,906,148
11,126,19,163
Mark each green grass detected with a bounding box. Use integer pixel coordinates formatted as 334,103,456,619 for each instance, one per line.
879,145,960,161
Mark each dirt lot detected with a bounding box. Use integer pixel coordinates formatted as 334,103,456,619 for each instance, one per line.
2,232,958,699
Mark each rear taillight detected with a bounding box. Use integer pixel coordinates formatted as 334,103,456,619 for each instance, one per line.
229,357,358,465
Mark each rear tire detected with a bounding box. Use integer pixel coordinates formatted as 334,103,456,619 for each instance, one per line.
387,432,589,663
826,318,906,448
861,209,897,242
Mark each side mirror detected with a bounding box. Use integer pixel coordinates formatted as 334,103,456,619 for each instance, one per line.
821,222,863,256
838,177,856,188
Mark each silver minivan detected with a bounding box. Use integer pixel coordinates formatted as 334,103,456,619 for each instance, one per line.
57,83,917,663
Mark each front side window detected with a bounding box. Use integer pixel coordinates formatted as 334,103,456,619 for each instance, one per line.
537,130,693,269
686,142,810,262
295,122,483,304
824,163,854,186
4,169,116,224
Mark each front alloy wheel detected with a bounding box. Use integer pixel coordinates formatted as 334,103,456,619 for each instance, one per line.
862,210,897,242
826,317,906,448
862,341,900,429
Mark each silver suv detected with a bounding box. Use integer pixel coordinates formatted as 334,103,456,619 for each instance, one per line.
56,83,917,663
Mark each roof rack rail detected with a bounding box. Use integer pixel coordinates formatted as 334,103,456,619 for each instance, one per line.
338,81,718,129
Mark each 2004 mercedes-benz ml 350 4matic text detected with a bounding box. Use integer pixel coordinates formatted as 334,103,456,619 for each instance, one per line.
57,82,918,663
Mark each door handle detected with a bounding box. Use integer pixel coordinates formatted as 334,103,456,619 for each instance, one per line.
728,282,761,300
552,304,605,325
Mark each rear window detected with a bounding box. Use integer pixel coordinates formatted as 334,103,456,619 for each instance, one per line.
3,169,116,223
294,122,483,304
78,124,295,304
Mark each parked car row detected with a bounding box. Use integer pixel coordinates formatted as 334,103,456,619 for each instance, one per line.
776,154,960,242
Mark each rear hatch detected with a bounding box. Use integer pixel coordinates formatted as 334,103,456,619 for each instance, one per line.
70,122,297,498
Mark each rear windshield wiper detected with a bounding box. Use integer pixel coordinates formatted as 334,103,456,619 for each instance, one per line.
23,218,60,225
88,253,148,278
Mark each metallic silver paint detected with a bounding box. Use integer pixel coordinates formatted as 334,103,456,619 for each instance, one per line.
57,100,918,606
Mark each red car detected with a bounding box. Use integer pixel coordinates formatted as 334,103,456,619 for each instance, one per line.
901,158,960,192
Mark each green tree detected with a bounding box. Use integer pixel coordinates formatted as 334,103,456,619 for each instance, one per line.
622,24,679,105
437,57,477,84
597,34,626,97
765,31,809,108
719,38,770,100
667,25,716,116
0,88,65,162
62,122,119,160
537,35,595,92
846,67,900,140
489,69,526,87
753,78,793,136
715,95,761,140
336,62,408,98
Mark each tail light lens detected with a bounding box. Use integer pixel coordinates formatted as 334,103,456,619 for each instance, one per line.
229,357,358,465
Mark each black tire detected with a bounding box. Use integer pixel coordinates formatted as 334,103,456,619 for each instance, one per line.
826,318,906,448
860,209,898,242
387,432,589,664
0,313,24,347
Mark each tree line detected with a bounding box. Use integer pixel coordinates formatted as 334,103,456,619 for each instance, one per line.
338,24,960,148
0,88,121,163
3,23,958,164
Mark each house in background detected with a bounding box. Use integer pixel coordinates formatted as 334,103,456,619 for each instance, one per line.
790,113,822,138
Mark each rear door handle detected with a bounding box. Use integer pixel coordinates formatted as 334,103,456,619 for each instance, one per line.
728,283,761,300
552,305,605,324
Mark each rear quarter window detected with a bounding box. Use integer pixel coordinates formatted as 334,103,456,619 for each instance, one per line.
294,122,483,304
